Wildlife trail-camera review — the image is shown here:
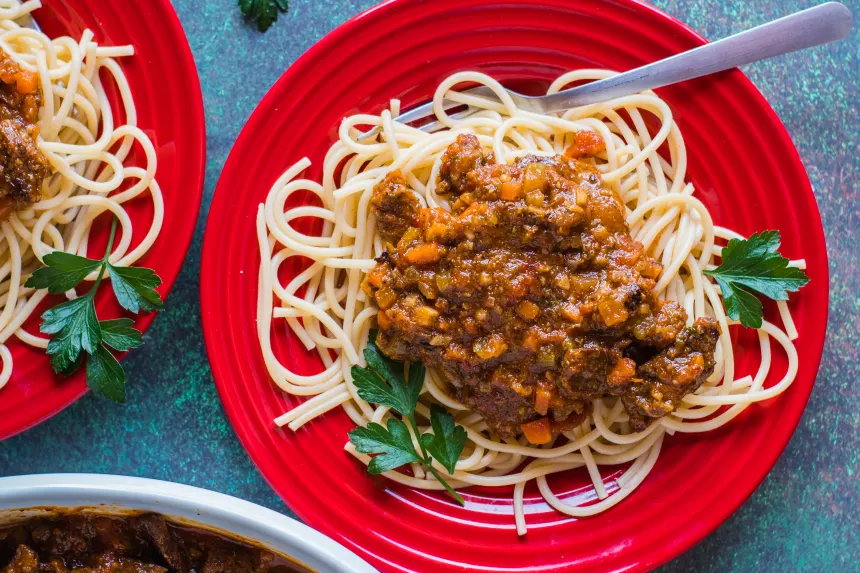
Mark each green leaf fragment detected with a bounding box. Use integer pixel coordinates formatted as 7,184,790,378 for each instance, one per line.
347,334,465,505
704,231,809,328
107,264,163,314
24,251,102,294
363,342,404,386
100,318,144,352
41,296,101,368
26,215,162,407
348,419,421,474
87,344,126,403
714,276,764,329
406,361,425,409
238,0,289,32
420,404,468,475
352,340,423,417
708,231,808,300
57,351,84,377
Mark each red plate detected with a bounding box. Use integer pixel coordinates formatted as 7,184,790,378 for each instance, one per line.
0,0,205,440
201,0,828,571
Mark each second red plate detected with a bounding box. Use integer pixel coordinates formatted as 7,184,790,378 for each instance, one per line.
201,0,828,571
0,0,205,440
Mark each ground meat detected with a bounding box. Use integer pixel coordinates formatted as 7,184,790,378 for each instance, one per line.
623,317,721,430
76,554,168,573
364,134,720,440
370,170,420,245
0,49,49,218
2,546,38,573
134,515,187,572
436,133,494,197
0,514,301,573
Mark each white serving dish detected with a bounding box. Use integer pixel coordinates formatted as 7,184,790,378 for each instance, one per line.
0,474,376,573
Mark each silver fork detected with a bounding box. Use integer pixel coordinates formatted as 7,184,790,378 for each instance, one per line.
18,11,40,31
360,2,851,140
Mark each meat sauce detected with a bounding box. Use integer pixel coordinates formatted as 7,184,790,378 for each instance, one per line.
0,513,311,573
0,49,50,219
363,134,720,442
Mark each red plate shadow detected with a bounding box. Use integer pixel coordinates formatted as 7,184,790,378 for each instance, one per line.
201,0,828,571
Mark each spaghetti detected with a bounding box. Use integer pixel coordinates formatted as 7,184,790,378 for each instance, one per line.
256,70,802,533
0,0,161,390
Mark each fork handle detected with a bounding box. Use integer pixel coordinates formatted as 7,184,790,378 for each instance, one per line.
541,2,853,112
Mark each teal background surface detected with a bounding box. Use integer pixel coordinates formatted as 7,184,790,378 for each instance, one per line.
1,0,858,570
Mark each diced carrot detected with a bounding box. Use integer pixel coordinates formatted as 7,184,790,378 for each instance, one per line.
522,330,539,352
597,298,629,326
425,223,448,241
675,353,705,385
507,276,531,300
459,201,486,220
405,242,440,265
534,383,553,416
606,357,636,387
443,344,468,361
15,71,37,95
522,163,548,194
413,305,439,326
564,130,606,159
517,300,540,320
521,417,552,445
499,181,523,201
473,334,508,360
375,285,397,310
376,310,391,330
367,266,385,288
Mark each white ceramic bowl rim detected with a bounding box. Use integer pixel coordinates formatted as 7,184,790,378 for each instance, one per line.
0,474,376,573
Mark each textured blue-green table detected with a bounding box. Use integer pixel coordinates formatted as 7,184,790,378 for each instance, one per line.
1,0,857,570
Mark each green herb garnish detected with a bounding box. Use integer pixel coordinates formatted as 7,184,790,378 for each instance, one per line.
348,334,467,505
238,0,289,32
704,230,809,328
25,217,163,402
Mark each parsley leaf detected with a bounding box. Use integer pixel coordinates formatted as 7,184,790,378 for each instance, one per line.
25,252,102,294
717,281,764,329
348,336,464,505
28,216,163,403
41,296,101,370
353,342,423,417
100,319,144,352
348,419,421,474
107,264,163,313
238,0,289,32
704,231,809,328
420,404,468,475
87,344,126,404
58,351,85,378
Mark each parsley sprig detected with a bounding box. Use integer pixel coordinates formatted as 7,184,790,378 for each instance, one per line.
238,0,289,32
348,335,468,505
24,217,163,402
704,231,809,328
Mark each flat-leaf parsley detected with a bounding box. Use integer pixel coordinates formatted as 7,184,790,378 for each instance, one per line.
238,0,289,32
24,217,162,403
704,231,809,328
347,333,467,505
